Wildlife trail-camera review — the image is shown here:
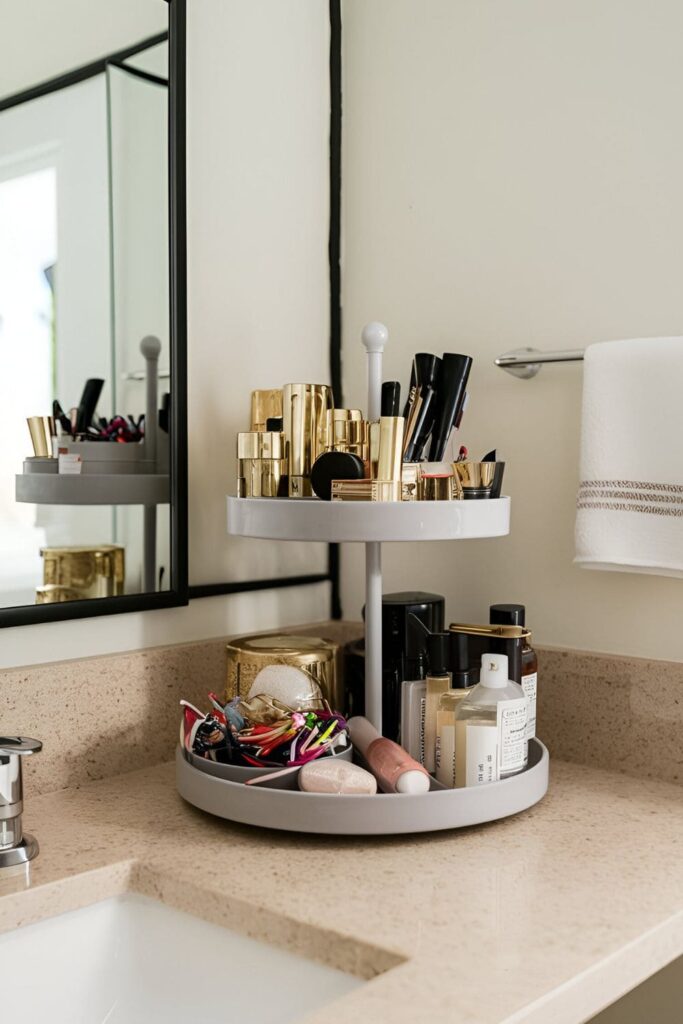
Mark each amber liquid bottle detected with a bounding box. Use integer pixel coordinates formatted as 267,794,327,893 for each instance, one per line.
490,604,537,740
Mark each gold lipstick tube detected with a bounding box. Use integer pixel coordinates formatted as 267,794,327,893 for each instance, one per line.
282,384,334,497
327,408,363,453
377,416,404,482
237,430,285,497
250,389,283,431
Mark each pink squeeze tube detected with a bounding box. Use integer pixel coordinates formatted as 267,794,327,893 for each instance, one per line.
347,717,430,794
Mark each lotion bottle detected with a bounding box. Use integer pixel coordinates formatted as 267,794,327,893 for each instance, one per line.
423,632,452,773
434,668,478,788
454,653,528,788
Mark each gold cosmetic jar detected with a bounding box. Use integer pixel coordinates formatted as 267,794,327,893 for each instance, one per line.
225,633,340,708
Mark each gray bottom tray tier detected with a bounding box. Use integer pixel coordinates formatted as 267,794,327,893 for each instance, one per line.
175,739,549,836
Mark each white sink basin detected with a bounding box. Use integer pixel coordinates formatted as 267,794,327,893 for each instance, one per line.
1,892,362,1023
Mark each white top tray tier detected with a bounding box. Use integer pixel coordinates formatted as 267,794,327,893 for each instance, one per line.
227,495,510,543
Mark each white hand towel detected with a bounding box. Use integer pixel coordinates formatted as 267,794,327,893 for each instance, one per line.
575,336,683,577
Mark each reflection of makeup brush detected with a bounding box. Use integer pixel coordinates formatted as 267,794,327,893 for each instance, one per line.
75,378,105,434
52,400,72,435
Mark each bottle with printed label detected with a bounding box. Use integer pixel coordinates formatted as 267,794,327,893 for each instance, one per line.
434,667,478,788
490,604,537,740
454,653,528,788
423,632,452,773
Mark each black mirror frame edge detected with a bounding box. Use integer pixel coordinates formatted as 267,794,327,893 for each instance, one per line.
0,0,343,629
0,0,189,627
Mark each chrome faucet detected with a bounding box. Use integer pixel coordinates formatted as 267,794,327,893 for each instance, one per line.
0,737,42,868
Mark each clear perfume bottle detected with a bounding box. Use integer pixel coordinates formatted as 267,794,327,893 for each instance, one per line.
454,653,528,787
434,668,478,788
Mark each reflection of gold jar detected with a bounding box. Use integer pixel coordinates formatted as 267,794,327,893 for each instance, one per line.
36,584,84,604
39,545,125,601
225,634,339,708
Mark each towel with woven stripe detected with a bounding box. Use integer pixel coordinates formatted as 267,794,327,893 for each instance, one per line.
575,336,683,577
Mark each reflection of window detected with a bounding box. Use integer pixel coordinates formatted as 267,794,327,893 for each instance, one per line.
0,166,57,601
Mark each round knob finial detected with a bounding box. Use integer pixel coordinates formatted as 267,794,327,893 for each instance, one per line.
361,322,388,353
140,335,161,360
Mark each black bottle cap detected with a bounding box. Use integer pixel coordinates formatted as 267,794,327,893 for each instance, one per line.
490,603,526,627
383,591,445,608
381,381,401,416
310,451,365,501
414,353,442,389
453,666,479,689
266,416,283,431
450,630,470,672
427,632,451,675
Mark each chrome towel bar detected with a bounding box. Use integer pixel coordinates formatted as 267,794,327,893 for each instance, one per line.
495,347,585,379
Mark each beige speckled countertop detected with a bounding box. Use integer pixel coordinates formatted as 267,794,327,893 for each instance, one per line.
1,759,682,1024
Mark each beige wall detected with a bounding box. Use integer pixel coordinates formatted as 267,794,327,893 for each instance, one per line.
0,0,167,100
339,0,683,660
0,0,331,668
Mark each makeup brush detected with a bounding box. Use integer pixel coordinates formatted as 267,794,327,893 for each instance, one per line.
428,353,472,462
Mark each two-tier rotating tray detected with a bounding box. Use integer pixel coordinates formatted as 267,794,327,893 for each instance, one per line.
176,323,549,834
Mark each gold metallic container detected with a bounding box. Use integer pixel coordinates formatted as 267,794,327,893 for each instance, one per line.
453,461,497,490
282,384,334,497
326,408,365,457
421,474,455,501
250,389,283,431
236,431,286,497
225,633,339,707
401,463,420,501
39,545,125,601
27,416,56,458
331,479,400,502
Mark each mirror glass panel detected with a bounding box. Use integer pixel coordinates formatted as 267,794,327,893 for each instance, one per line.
0,1,174,609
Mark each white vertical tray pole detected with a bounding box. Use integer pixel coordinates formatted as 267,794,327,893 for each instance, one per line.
140,336,161,592
361,322,388,731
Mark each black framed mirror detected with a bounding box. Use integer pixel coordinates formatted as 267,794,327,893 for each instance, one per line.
0,0,187,626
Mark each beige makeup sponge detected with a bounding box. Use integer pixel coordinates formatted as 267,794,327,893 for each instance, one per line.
299,759,377,795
